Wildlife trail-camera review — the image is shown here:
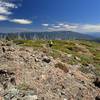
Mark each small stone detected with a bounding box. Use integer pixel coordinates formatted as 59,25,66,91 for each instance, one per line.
32,95,38,100
24,95,38,100
75,56,81,61
42,56,51,63
41,75,46,80
67,54,72,58
35,58,40,62
2,47,6,53
93,77,100,88
64,98,67,100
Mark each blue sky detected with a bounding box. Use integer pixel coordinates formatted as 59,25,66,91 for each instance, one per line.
1,0,100,33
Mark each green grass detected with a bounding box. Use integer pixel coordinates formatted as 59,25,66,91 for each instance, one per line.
14,40,47,48
49,49,62,59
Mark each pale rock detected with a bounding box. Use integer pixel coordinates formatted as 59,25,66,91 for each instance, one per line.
67,54,72,58
75,56,81,61
64,98,67,100
0,96,4,100
24,95,38,100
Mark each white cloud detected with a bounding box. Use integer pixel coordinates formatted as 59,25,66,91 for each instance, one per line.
47,23,100,32
52,25,61,28
81,24,100,32
58,23,65,26
0,15,8,21
0,0,33,25
9,19,32,24
0,1,17,15
0,7,11,14
63,24,79,30
42,24,49,27
0,15,32,25
47,23,79,31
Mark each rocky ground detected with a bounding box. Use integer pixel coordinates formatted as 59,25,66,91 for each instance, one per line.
0,40,100,100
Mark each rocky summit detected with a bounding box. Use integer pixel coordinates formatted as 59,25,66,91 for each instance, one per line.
0,40,100,100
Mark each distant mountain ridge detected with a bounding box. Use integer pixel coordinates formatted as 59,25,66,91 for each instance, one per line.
0,31,96,40
87,33,100,38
